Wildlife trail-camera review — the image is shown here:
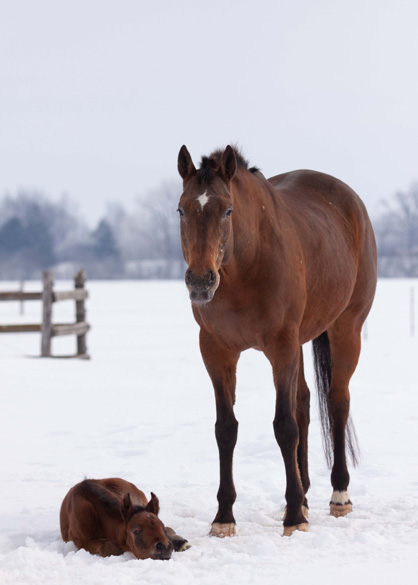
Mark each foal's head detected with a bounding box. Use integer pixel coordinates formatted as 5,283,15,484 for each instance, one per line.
122,492,173,560
177,145,237,303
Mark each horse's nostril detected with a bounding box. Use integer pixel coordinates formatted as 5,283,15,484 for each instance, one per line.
208,270,216,286
185,269,193,285
156,541,166,551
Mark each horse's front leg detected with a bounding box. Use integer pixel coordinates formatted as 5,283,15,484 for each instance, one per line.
266,338,308,536
199,328,240,537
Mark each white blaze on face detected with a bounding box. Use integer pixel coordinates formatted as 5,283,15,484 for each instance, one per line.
197,191,209,209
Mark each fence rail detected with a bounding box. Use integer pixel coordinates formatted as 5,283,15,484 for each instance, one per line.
0,270,90,359
0,292,42,301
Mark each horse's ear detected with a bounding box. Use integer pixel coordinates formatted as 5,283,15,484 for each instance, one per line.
178,145,196,180
122,492,134,520
218,145,237,183
145,492,160,516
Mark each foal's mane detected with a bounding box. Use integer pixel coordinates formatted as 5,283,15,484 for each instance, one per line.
125,504,148,522
198,146,259,184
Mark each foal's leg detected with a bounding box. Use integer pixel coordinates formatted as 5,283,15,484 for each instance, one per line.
296,347,310,514
327,319,362,517
165,527,191,552
200,329,240,537
73,537,123,557
267,337,308,535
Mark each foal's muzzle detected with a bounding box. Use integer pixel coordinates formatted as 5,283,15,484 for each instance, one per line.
152,540,173,560
185,268,218,303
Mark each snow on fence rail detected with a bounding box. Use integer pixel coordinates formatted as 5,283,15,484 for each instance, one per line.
0,270,90,359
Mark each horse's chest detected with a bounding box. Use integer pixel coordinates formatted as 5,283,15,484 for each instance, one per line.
194,299,275,351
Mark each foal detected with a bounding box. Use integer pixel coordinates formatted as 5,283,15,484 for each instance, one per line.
60,478,190,559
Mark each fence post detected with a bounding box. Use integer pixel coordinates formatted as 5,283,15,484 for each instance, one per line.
20,280,24,315
41,271,54,357
74,269,88,357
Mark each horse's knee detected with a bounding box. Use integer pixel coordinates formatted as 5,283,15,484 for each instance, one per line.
273,414,299,450
215,416,238,449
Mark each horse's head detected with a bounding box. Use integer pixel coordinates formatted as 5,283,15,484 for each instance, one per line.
177,145,236,303
122,492,173,560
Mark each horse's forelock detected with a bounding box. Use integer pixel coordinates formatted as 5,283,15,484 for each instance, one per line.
196,147,257,185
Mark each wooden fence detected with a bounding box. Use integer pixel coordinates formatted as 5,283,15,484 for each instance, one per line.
0,270,90,359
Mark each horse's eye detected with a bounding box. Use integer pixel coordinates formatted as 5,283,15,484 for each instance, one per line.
177,207,185,217
224,208,233,217
133,529,141,536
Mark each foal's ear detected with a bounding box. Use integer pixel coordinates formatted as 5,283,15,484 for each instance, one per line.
145,492,160,516
178,145,196,180
218,145,237,183
122,492,134,519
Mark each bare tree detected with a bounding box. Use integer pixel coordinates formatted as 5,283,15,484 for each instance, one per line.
375,183,418,276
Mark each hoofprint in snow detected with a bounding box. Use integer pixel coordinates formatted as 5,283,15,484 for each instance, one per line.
0,279,417,585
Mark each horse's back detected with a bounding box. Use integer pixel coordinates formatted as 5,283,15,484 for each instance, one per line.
269,169,368,223
97,478,148,507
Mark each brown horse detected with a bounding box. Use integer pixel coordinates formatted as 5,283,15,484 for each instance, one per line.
177,145,377,537
60,478,190,559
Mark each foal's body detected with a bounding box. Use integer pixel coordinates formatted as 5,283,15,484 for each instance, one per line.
60,478,189,559
178,146,377,536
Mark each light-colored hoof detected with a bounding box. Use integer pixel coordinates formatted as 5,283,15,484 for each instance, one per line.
283,522,309,536
330,502,353,517
178,541,192,551
209,523,236,537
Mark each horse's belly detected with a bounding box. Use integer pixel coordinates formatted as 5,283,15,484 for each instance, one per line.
299,283,356,343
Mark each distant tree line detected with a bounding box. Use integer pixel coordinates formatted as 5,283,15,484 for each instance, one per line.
0,181,417,279
0,182,184,280
373,183,418,277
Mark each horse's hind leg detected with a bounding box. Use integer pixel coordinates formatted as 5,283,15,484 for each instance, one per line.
327,318,362,517
266,335,308,536
199,329,240,537
296,347,310,514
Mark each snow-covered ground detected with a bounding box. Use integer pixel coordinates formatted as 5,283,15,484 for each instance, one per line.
0,279,417,584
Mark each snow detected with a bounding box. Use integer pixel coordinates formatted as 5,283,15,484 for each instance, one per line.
0,279,417,584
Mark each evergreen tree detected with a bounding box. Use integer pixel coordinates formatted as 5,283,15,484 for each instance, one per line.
0,217,28,252
91,219,120,260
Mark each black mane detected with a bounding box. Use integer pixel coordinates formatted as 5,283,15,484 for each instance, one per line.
198,146,259,184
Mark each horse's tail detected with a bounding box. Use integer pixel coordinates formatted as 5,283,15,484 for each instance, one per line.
312,331,359,468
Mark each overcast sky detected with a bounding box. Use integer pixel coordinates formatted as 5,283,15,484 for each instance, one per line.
1,0,417,225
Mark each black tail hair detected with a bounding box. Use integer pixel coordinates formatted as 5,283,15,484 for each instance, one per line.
312,332,359,468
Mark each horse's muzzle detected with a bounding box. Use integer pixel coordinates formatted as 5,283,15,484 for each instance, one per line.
152,540,173,560
185,268,218,303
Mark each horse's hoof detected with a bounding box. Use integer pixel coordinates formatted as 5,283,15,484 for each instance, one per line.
209,523,236,537
330,503,353,517
283,522,309,536
330,491,352,517
177,541,191,552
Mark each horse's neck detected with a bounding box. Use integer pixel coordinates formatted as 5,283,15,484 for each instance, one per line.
230,172,284,271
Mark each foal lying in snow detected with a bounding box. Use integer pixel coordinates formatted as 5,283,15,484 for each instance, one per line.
60,478,190,560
